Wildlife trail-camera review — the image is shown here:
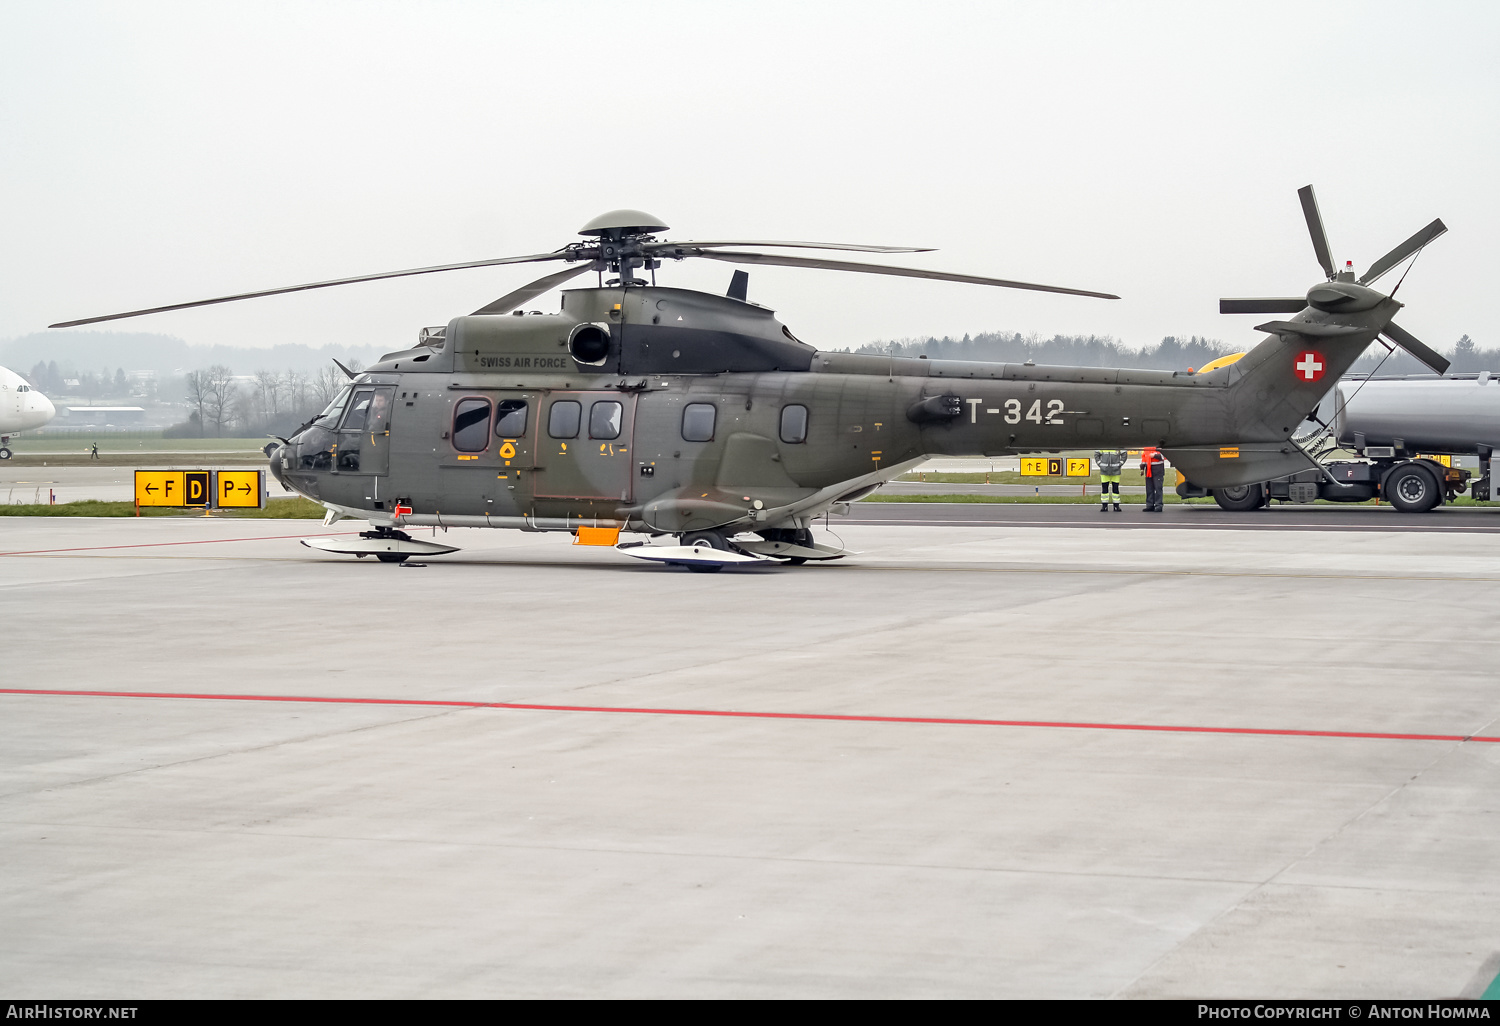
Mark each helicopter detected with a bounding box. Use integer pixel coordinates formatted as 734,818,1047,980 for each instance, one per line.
50,187,1449,570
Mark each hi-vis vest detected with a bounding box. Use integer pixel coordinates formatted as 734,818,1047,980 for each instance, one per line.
1095,449,1127,475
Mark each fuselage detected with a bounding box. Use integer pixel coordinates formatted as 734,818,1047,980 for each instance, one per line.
269,283,1393,533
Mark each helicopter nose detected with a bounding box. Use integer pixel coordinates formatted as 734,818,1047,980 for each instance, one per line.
267,442,290,487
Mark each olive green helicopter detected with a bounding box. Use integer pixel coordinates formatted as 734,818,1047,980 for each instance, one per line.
51,187,1448,570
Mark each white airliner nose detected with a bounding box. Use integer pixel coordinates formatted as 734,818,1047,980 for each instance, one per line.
28,392,56,428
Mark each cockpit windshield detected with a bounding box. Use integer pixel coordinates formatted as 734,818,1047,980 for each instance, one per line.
316,386,352,424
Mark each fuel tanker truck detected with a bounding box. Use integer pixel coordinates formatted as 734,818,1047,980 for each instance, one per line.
1178,359,1500,513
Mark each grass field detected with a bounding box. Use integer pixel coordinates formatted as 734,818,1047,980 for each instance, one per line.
901,469,1161,486
14,436,271,453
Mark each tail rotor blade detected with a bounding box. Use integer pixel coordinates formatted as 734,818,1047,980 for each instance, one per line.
1359,218,1448,286
1382,321,1450,375
1298,185,1336,280
471,264,593,316
1220,298,1308,315
689,250,1119,300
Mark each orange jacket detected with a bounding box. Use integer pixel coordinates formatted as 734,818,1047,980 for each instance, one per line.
1140,447,1165,478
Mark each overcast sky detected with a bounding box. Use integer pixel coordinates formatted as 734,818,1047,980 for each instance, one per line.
2,1,1496,359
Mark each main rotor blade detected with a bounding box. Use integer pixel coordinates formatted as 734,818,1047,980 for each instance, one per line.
49,251,572,328
1220,297,1308,314
471,263,593,316
1359,218,1448,286
1298,185,1335,280
649,240,933,255
1381,321,1450,375
690,250,1119,300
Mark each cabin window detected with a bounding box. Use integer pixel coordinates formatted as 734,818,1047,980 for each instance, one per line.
589,401,623,440
548,400,581,438
340,389,376,432
495,400,527,438
452,398,492,452
780,404,808,444
682,403,716,442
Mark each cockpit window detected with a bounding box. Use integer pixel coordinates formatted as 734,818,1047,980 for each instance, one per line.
340,389,375,432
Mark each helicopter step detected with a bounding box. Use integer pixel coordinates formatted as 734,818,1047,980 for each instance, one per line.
301,529,459,564
616,539,774,573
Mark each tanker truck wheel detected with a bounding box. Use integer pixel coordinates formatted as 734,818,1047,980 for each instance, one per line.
1385,464,1441,513
1212,483,1266,512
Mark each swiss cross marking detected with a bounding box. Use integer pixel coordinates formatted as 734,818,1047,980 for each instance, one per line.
1295,351,1326,382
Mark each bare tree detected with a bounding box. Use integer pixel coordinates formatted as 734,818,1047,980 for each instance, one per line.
283,369,310,416
312,363,345,406
184,370,212,435
254,370,283,420
203,365,237,437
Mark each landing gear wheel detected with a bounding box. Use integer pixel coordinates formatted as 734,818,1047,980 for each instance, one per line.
376,552,410,563
0,447,11,460
680,530,730,573
1213,483,1266,512
1385,464,1441,513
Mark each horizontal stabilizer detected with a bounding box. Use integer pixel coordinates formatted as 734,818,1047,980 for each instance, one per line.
1253,320,1369,338
1220,298,1307,315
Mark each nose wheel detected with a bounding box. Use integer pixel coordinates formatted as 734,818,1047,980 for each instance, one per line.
0,447,11,460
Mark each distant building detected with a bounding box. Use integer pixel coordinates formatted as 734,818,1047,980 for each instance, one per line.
60,406,147,426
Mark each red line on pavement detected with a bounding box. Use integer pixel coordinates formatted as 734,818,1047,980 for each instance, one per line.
0,531,358,556
3,688,1495,744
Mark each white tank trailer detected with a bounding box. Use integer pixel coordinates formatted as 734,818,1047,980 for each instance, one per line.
1179,372,1500,512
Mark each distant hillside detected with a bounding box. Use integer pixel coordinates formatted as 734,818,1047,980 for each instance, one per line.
855,331,1498,376
853,332,1233,370
0,331,387,379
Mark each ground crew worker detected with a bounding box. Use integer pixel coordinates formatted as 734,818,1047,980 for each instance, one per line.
1140,446,1166,512
89,442,99,460
1095,448,1125,512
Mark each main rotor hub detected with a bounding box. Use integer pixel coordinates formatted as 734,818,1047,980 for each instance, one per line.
577,209,670,238
573,210,671,283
